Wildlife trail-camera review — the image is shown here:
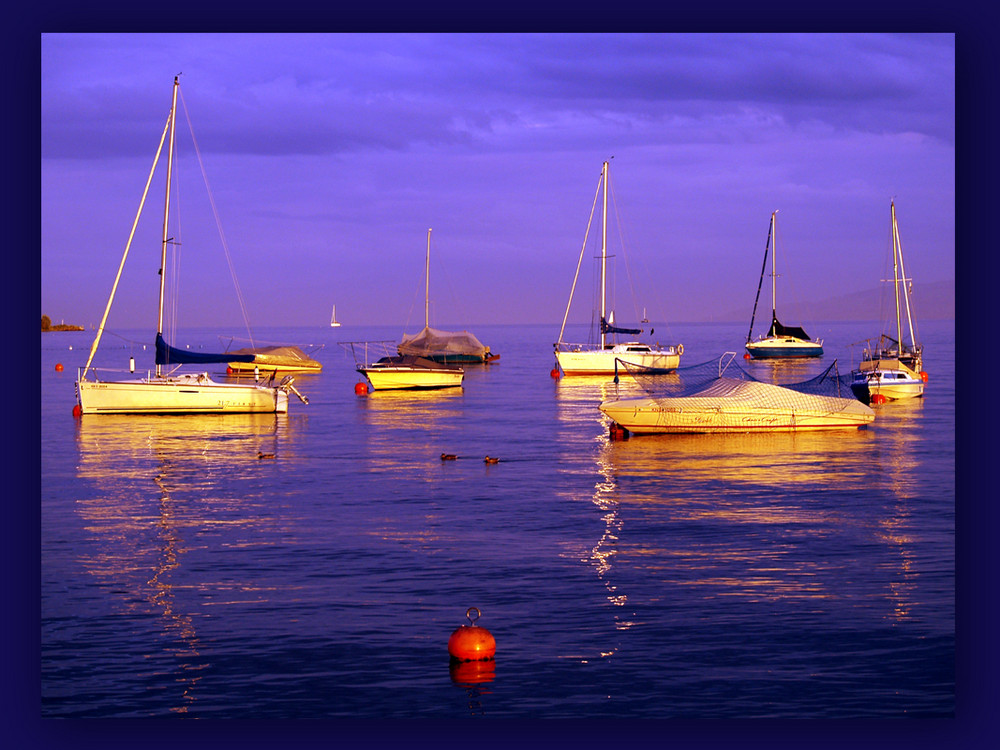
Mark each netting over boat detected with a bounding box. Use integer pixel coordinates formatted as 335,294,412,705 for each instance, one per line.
616,353,858,407
398,326,489,358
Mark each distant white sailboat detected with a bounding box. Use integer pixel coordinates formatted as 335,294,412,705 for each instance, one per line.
330,304,342,327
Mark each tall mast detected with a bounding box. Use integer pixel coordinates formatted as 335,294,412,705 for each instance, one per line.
891,201,902,349
600,160,608,349
156,75,180,377
425,228,432,328
770,210,778,319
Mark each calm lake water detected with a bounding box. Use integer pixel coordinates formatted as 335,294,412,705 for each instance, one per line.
40,320,955,719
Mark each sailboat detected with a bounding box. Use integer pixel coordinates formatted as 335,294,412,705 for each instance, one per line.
745,211,824,359
554,160,683,375
330,304,342,327
397,229,498,364
851,200,926,403
75,76,307,415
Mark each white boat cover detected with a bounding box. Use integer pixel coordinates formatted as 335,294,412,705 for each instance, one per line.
398,326,489,359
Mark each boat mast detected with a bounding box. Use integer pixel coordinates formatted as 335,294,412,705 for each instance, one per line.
600,160,608,350
156,76,180,377
425,228,432,328
770,210,778,322
891,201,918,352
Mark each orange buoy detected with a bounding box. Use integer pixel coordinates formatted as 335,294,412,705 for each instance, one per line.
871,393,888,405
54,363,64,372
550,367,561,379
354,381,369,395
920,371,929,382
448,607,495,663
743,353,752,360
226,366,234,375
609,423,629,441
72,404,82,418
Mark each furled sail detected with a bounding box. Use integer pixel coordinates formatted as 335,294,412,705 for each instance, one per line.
766,316,811,341
600,316,642,336
155,333,255,365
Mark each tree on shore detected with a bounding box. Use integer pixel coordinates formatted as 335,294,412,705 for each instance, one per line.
41,315,51,331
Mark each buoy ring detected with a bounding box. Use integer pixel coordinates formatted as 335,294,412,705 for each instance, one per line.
677,343,684,356
448,606,496,662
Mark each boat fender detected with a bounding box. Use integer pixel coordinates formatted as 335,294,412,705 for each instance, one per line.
448,607,496,663
677,343,684,356
920,371,929,382
354,381,369,395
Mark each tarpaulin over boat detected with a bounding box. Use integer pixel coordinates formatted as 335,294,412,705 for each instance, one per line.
155,333,255,365
227,345,321,369
766,315,811,341
398,326,489,360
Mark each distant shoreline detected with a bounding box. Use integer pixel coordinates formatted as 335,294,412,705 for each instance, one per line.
42,324,85,332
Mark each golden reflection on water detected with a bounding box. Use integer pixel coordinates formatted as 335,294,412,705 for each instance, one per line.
74,413,290,713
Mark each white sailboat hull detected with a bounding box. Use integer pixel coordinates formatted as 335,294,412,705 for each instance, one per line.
555,344,681,375
77,373,288,414
359,365,464,390
600,379,874,434
851,358,925,402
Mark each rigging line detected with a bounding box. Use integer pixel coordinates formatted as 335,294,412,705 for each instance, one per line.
607,175,642,327
82,112,172,378
177,88,255,349
746,213,773,343
558,168,603,344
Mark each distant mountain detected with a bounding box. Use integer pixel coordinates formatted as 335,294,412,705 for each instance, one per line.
715,280,954,323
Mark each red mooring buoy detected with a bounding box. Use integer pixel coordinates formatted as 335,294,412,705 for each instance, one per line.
55,363,64,372
354,381,369,395
920,371,929,383
550,367,561,379
872,393,888,405
72,404,82,418
226,366,234,375
448,607,496,663
743,353,752,360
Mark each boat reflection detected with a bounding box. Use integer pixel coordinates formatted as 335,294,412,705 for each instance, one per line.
74,413,291,713
557,372,929,633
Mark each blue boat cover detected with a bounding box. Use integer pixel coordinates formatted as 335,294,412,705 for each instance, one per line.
155,333,256,365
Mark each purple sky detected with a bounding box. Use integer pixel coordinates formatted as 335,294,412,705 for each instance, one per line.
40,33,955,330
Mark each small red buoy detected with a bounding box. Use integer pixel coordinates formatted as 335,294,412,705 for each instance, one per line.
743,353,752,360
920,371,929,383
55,363,64,372
550,367,561,378
609,423,629,441
448,607,495,663
72,404,82,418
871,393,888,405
226,366,234,375
354,381,369,395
